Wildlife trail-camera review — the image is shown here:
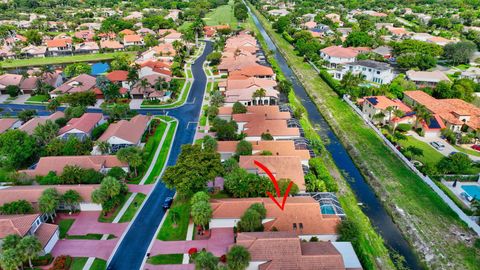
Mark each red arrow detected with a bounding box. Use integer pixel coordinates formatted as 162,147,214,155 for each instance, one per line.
254,160,293,210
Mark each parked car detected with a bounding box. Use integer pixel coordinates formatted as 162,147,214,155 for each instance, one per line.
472,145,480,151
163,197,173,209
430,141,445,150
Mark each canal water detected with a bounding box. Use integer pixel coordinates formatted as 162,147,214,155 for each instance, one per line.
246,4,422,270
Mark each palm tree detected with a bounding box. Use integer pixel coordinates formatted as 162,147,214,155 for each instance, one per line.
252,88,267,105
33,120,59,146
46,98,60,112
127,66,139,89
391,109,406,132
154,76,165,91
194,251,218,270
372,112,386,124
96,141,111,154
385,106,395,122
191,18,204,46
413,104,432,129
227,245,251,270
62,190,82,212
172,40,183,54
406,146,423,161
38,188,60,222
139,78,150,97
191,201,212,231
0,248,23,270
340,71,364,97
117,147,143,176
18,236,42,269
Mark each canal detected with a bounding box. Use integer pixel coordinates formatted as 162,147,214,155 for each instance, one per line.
246,3,422,270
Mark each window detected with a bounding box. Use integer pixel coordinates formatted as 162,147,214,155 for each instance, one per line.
377,71,380,74
292,223,297,231
299,223,303,231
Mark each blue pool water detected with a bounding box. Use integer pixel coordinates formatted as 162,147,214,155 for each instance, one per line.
91,62,110,76
321,205,335,215
462,185,480,200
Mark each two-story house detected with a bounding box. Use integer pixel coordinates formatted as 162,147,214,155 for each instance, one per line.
335,60,394,84
46,38,72,56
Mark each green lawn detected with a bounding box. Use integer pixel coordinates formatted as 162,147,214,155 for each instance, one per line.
249,5,480,269
157,200,190,241
453,145,480,157
90,259,107,270
58,219,75,239
0,52,137,68
178,22,193,32
25,95,49,104
147,254,183,265
141,80,191,109
145,120,177,184
119,193,146,222
66,234,103,240
204,0,238,28
98,193,130,223
70,257,88,270
398,135,444,165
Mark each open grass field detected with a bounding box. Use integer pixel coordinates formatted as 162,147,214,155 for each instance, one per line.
204,0,238,28
0,52,137,68
249,5,480,269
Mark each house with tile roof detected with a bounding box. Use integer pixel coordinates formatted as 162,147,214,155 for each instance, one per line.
219,77,277,92
57,113,103,140
229,64,275,80
210,197,340,240
75,41,100,54
0,73,23,94
74,30,95,41
19,111,65,135
158,29,182,43
335,60,394,84
235,232,362,270
0,214,59,253
106,70,131,90
50,74,97,98
0,118,22,134
21,45,47,58
403,90,480,134
224,87,279,107
123,34,144,47
406,70,450,88
239,155,306,191
46,38,72,56
100,40,124,51
140,43,176,62
20,155,127,177
0,185,102,212
361,96,413,125
216,140,311,163
130,73,172,100
320,46,358,68
97,115,152,152
19,76,40,94
138,60,173,80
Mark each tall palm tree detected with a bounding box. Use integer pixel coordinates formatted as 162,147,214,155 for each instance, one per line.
18,236,42,269
172,40,183,54
252,88,267,105
191,18,204,46
139,78,150,97
46,98,60,112
413,104,432,129
96,141,111,154
392,109,406,132
340,71,364,97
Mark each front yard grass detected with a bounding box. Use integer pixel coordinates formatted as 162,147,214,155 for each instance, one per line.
157,200,190,241
147,254,183,265
0,52,137,68
249,5,480,269
58,219,75,239
66,234,104,240
25,94,49,104
119,193,146,222
90,258,107,270
398,135,444,165
70,257,88,270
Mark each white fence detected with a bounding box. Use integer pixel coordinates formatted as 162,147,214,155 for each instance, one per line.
342,95,480,235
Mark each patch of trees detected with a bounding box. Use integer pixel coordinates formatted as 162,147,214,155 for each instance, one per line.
163,144,224,197
63,63,91,78
224,167,275,197
432,79,476,102
443,41,477,65
437,152,475,175
207,51,222,66
142,15,175,30
234,0,248,21
392,40,443,70
237,203,266,232
0,234,43,270
305,158,338,192
0,200,34,214
292,30,322,61
345,31,374,47
0,130,38,169
42,136,94,157
211,118,239,141
37,165,105,185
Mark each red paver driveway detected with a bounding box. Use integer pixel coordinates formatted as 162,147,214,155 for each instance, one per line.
144,264,194,270
51,239,118,260
150,228,233,256
58,211,128,236
128,184,154,194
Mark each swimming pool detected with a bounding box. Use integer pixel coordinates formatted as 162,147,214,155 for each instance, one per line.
321,205,336,215
461,185,480,200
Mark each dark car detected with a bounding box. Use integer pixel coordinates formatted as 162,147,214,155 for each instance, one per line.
163,197,173,209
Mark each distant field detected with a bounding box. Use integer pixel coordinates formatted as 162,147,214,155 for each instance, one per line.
204,0,238,27
0,52,137,68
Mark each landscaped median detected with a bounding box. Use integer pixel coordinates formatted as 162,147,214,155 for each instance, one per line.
0,51,137,68
140,80,191,109
248,3,480,269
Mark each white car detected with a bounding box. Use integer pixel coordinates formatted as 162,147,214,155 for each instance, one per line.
430,141,445,150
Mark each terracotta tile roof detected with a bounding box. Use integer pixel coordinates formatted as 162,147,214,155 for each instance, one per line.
35,223,58,248
149,43,176,56
0,185,99,206
321,46,358,58
106,70,129,82
0,74,23,87
19,77,39,91
19,111,65,135
406,70,450,83
139,61,173,77
119,29,135,35
363,96,411,112
235,232,346,269
212,197,340,235
239,155,306,190
123,34,143,43
217,140,310,160
229,64,274,78
51,74,96,95
225,87,279,103
0,214,39,238
98,115,151,144
0,118,19,133
74,30,95,40
58,113,103,135
20,155,125,177
100,40,124,49
75,41,99,51
46,38,72,48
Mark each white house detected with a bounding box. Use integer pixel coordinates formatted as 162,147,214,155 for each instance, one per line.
335,60,394,84
320,46,358,68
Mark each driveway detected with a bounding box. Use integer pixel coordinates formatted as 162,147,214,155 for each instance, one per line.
409,132,480,161
150,228,234,257
144,264,194,270
128,184,154,194
58,212,128,236
51,239,118,260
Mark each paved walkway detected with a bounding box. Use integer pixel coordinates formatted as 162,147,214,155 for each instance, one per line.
58,212,128,236
144,264,194,270
150,228,233,257
128,184,154,194
51,239,118,260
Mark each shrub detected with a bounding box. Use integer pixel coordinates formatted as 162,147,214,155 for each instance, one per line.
232,102,247,114
50,255,72,270
91,122,110,140
0,199,34,214
261,132,273,140
320,70,340,94
32,254,53,266
55,117,68,127
38,171,60,185
5,85,20,97
396,123,412,132
308,158,338,192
